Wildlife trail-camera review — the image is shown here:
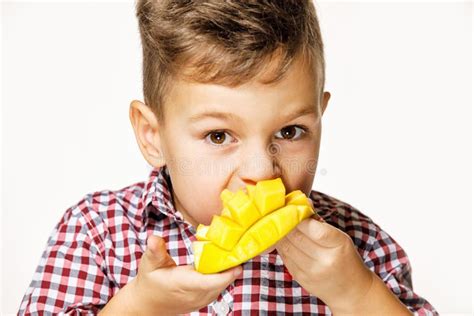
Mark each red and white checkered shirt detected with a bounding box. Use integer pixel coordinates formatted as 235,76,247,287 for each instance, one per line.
18,166,438,315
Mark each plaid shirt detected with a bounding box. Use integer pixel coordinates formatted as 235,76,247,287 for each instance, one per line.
18,166,438,315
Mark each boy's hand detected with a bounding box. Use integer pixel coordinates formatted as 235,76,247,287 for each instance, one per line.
114,235,242,315
275,213,374,314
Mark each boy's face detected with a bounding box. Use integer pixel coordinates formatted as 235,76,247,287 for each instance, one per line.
130,58,330,227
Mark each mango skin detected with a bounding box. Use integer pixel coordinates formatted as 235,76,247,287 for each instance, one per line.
192,178,315,274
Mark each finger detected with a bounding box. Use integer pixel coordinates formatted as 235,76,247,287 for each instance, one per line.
286,225,353,271
180,264,242,291
306,197,325,222
311,213,325,222
142,235,177,273
276,236,316,269
285,226,320,260
297,218,349,248
275,237,312,278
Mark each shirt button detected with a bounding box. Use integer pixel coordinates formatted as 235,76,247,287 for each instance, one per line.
212,300,229,315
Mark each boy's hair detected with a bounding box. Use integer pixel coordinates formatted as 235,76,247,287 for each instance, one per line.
135,0,325,123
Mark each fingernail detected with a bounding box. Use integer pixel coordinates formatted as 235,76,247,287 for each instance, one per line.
311,214,325,222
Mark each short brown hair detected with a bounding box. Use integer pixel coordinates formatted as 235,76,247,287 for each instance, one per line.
135,0,325,122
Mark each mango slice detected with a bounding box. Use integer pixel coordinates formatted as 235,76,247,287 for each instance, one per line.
195,224,209,241
226,190,261,228
246,184,256,200
192,178,315,274
254,178,286,216
207,215,245,251
285,190,309,206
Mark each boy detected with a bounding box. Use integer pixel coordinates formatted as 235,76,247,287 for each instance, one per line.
19,0,438,315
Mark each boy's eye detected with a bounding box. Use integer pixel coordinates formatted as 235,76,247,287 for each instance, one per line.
275,125,307,140
205,130,235,146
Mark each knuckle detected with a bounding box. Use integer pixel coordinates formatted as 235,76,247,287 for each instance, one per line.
180,277,197,291
172,286,191,303
197,281,210,292
340,232,353,247
316,228,329,241
292,230,304,243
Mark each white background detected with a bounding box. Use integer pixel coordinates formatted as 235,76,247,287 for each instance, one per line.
1,1,472,315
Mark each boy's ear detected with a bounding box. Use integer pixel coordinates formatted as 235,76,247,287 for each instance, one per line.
129,100,166,168
321,91,331,116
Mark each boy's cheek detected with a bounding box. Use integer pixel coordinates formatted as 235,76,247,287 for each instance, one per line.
170,180,223,225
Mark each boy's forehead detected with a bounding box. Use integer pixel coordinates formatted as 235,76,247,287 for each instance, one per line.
167,58,320,121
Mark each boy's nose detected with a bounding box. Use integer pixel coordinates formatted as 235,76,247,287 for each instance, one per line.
237,141,282,184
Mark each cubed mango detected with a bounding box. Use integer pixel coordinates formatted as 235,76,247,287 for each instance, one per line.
192,178,317,274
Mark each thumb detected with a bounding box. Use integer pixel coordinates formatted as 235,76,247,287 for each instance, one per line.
141,235,177,273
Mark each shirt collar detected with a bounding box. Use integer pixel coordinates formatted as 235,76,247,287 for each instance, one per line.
138,165,186,225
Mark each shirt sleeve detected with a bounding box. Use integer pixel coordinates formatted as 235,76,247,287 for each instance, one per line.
364,228,439,316
18,200,113,315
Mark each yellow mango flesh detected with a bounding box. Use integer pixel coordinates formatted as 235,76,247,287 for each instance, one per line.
193,178,315,274
220,189,234,204
285,190,310,206
226,190,261,228
206,215,245,251
246,184,256,200
195,224,209,241
254,178,286,216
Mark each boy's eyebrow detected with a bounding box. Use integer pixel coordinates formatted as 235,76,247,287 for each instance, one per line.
188,104,318,123
188,111,243,123
283,105,319,120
